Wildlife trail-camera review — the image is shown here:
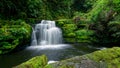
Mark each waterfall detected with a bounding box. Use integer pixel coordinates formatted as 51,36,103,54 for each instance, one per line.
31,28,37,46
31,20,62,45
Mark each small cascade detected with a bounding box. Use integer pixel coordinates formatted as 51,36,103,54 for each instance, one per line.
31,28,37,45
31,20,62,45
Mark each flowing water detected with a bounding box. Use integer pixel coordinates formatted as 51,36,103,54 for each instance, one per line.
31,20,62,45
0,20,105,68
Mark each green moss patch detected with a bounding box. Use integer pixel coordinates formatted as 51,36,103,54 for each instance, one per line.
13,55,48,68
87,47,120,68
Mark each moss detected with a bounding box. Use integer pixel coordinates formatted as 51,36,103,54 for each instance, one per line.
50,56,101,68
14,55,48,68
62,24,77,38
44,64,53,68
87,47,120,68
56,19,78,43
56,19,74,27
75,29,94,43
56,19,95,43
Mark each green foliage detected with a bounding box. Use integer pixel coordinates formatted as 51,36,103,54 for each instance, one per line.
76,0,120,45
0,0,75,20
71,0,97,12
112,0,120,12
0,20,32,54
45,0,74,19
75,29,94,42
56,19,73,27
108,21,120,32
73,0,109,22
87,0,109,22
56,19,78,43
107,21,120,43
27,0,52,19
0,50,2,54
0,0,28,19
62,24,76,37
57,19,77,38
0,0,120,46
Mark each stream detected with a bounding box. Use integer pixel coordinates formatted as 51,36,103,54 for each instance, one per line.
0,43,105,68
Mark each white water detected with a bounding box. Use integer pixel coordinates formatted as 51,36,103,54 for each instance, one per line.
31,20,62,45
48,60,58,64
31,28,37,45
27,44,71,50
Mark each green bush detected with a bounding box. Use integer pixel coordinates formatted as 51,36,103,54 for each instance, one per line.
62,24,77,38
56,19,77,38
75,29,94,42
112,0,120,12
0,20,32,54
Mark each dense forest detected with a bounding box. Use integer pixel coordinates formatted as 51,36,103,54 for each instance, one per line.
0,0,120,54
0,0,120,67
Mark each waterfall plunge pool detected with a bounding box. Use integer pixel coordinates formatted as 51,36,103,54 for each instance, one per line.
0,43,105,68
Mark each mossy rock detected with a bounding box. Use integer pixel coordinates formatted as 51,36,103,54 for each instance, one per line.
87,47,120,68
50,47,120,68
56,19,73,27
50,56,103,68
75,29,94,43
13,55,48,68
56,19,95,43
56,19,78,43
62,24,77,38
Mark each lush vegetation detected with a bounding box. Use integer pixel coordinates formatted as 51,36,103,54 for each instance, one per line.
0,20,32,54
0,0,120,67
0,0,120,54
56,0,120,45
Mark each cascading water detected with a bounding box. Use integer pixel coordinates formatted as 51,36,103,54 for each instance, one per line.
31,20,62,45
31,28,37,45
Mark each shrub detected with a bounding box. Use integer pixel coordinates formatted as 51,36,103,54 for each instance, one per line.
0,20,32,54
